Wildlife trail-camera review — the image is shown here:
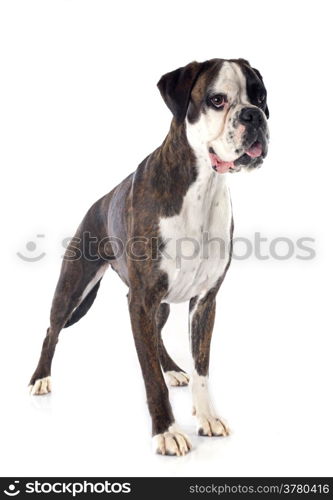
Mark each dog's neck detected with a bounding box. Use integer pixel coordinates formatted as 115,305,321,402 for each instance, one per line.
146,119,226,218
155,119,221,182
158,119,195,164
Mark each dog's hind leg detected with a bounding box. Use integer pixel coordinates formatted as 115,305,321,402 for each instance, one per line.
29,252,108,395
29,200,110,395
157,303,189,387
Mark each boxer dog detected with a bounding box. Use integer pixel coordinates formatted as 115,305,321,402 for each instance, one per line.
29,58,269,456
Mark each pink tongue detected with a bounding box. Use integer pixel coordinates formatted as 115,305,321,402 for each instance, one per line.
209,153,234,173
245,141,262,158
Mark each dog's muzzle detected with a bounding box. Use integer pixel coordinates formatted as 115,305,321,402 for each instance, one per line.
209,139,265,173
209,106,269,174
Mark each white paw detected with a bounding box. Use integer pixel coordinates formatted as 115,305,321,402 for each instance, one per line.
153,425,192,456
195,413,230,437
29,376,52,395
165,371,189,387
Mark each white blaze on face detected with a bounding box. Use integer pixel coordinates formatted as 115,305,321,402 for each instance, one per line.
186,61,251,163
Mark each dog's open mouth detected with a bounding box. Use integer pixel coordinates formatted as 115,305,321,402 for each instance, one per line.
209,141,263,173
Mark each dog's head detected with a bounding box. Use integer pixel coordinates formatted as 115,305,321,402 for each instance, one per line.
157,58,269,173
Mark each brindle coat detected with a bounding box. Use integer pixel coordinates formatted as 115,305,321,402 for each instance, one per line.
29,58,266,443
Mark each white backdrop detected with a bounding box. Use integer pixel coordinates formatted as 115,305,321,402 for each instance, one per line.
0,0,332,477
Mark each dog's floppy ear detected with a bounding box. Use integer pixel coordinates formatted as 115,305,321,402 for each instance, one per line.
157,61,204,123
252,67,269,119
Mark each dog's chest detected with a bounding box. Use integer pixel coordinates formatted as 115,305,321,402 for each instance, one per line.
159,171,232,303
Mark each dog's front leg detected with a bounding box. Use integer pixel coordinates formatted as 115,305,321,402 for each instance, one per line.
189,289,230,437
128,290,192,456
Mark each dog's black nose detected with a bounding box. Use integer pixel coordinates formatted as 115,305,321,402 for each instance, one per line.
239,107,263,127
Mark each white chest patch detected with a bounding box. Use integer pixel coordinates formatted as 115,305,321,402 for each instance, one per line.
159,166,232,303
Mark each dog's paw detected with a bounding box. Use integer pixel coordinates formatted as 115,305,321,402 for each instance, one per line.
165,370,189,387
196,414,229,437
29,376,52,395
153,425,192,456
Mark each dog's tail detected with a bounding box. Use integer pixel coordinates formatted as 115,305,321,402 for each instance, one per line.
64,278,102,328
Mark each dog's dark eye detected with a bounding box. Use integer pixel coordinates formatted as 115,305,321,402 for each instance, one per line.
209,94,226,109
